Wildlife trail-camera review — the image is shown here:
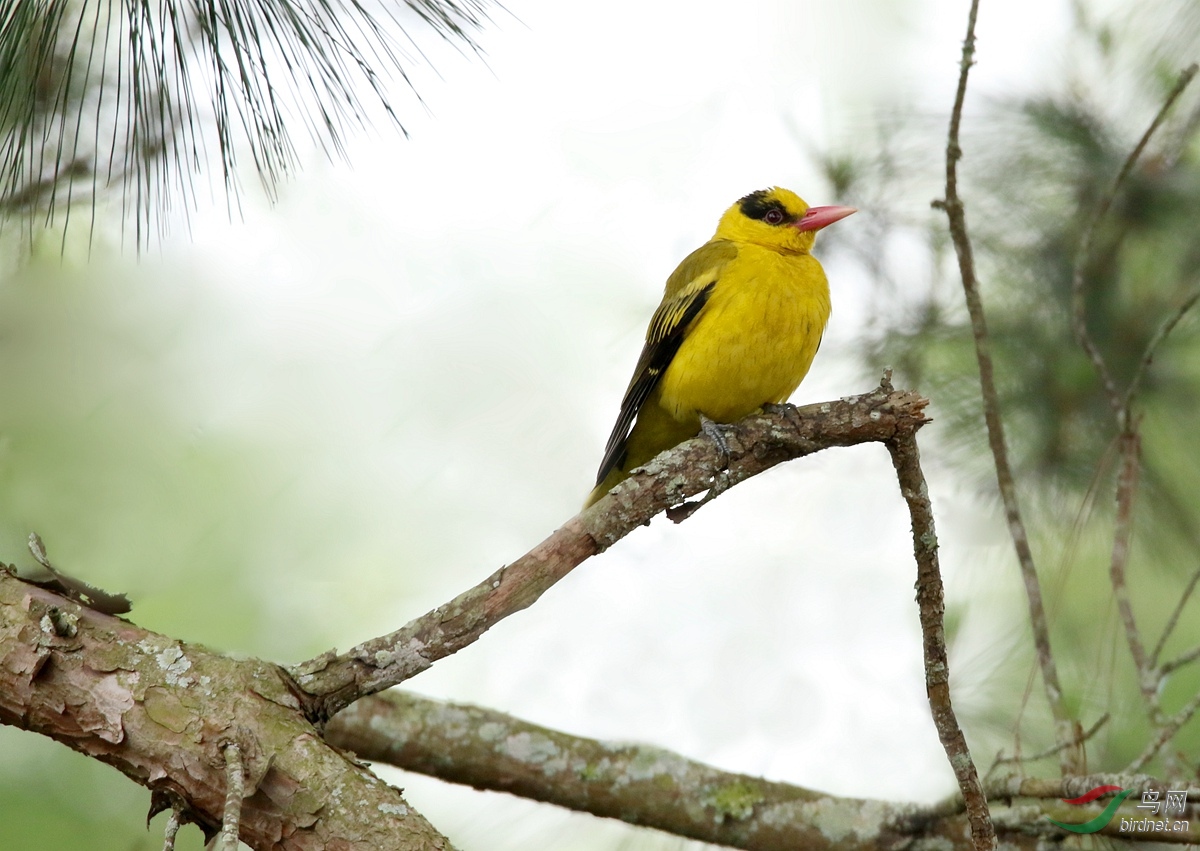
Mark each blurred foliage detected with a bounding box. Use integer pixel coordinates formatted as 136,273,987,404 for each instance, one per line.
0,238,448,849
824,0,1200,777
0,0,491,246
0,254,249,849
2,0,1199,847
0,733,201,850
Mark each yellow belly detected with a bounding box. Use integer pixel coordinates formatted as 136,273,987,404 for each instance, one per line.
584,243,831,507
657,245,830,424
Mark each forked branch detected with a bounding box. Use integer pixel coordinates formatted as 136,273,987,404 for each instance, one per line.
289,384,931,721
1068,61,1200,768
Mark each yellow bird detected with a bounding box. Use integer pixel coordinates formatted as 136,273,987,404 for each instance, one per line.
585,187,855,507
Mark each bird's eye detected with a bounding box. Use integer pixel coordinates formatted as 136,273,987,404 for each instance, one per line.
764,209,785,225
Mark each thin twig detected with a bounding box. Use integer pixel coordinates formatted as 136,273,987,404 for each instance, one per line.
221,742,244,851
1068,62,1200,772
934,0,1077,772
990,713,1110,771
1124,284,1200,414
987,774,1199,802
289,385,931,721
1161,644,1200,676
1071,63,1199,424
1109,430,1157,712
1151,565,1200,669
1126,690,1200,773
161,808,181,851
886,428,995,851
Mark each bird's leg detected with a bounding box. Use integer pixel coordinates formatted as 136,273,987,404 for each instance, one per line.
666,415,732,524
699,414,731,470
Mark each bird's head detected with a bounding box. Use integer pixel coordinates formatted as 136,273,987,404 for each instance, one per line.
714,187,856,253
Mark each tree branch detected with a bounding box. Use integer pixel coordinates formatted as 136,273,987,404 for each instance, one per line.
1124,283,1200,415
161,807,182,851
326,691,1002,850
327,691,1199,848
1109,431,1157,713
222,742,246,851
1160,643,1200,677
987,774,1199,802
0,570,453,851
990,713,1110,771
1151,564,1200,670
1067,61,1200,772
1126,689,1200,774
934,0,1076,772
886,428,994,851
1071,63,1199,423
290,384,932,721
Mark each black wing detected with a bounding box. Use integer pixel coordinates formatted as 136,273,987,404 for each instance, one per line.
594,279,716,485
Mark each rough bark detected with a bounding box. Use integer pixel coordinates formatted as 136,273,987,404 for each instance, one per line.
0,572,453,851
292,385,932,720
327,692,1198,849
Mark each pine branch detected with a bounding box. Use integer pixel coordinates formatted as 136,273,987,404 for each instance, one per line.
0,0,493,246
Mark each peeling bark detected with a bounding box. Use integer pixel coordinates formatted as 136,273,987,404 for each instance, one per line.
0,573,453,851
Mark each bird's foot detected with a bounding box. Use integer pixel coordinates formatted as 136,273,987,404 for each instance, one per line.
761,401,802,429
664,414,734,523
699,414,732,470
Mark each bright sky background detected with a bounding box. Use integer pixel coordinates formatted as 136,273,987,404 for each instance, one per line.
8,0,1082,848
179,0,1070,844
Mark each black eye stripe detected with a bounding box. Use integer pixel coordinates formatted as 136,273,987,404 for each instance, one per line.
738,190,792,224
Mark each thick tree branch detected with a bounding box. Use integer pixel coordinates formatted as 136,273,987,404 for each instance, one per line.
327,691,1199,848
0,570,453,851
1,384,939,850
326,691,1003,851
290,384,932,721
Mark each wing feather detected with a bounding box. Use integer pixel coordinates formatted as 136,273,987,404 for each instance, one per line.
594,240,737,486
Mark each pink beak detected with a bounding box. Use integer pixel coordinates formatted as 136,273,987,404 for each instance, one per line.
794,205,857,232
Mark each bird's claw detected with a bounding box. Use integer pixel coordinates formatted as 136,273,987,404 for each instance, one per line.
699,414,732,470
667,414,732,523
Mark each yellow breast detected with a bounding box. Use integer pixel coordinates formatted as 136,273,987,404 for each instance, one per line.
656,244,831,424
